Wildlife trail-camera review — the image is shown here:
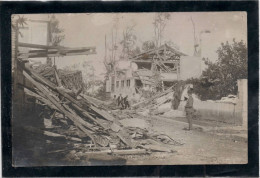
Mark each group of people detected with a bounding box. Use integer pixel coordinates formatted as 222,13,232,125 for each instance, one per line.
114,94,130,109
112,86,195,130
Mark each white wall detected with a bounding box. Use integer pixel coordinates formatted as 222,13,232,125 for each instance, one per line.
178,79,247,125
108,68,137,98
235,79,248,128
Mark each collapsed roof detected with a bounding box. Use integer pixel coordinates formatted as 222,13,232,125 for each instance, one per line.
129,44,188,62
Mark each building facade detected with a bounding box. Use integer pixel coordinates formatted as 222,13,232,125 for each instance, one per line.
105,44,202,99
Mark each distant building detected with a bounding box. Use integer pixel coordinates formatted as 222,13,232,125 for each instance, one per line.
105,44,202,99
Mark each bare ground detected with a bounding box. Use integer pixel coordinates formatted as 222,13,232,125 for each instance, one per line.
122,115,247,165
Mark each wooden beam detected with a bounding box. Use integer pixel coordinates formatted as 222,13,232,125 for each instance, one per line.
18,42,63,49
44,130,82,142
18,49,96,59
24,88,59,111
18,42,96,51
80,94,115,122
18,42,96,58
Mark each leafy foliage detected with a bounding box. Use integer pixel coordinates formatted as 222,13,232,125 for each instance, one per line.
48,14,65,46
120,25,138,59
142,40,156,51
11,15,28,37
94,81,107,100
187,39,247,100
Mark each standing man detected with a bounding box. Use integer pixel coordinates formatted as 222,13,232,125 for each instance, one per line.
117,94,123,108
185,90,194,130
123,95,130,109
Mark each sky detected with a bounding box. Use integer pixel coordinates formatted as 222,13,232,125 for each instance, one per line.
21,12,247,79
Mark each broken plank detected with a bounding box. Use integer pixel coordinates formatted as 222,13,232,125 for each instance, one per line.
90,106,115,122
23,70,96,145
80,94,115,121
71,103,110,130
22,125,82,142
71,103,133,148
62,104,96,131
44,131,82,142
24,88,59,111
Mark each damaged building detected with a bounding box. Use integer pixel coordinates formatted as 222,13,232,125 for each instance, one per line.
105,44,202,99
12,17,185,166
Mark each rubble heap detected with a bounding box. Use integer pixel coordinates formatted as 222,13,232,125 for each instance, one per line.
21,62,184,162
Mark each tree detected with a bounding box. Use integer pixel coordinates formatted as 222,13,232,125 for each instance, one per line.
104,15,120,76
94,81,107,100
11,15,28,38
188,39,247,100
48,14,65,46
120,25,138,59
142,40,156,51
153,13,171,47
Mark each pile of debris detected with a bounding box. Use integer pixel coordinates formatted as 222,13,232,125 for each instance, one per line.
130,82,198,120
21,61,184,163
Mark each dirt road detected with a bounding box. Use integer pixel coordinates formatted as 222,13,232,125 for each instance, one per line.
124,115,247,165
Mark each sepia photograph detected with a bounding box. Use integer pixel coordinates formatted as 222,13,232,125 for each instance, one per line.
12,12,248,166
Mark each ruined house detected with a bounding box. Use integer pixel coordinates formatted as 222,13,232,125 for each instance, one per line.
105,44,202,99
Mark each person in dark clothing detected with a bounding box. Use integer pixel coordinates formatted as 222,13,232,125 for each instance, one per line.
123,95,130,109
184,90,194,130
117,94,123,108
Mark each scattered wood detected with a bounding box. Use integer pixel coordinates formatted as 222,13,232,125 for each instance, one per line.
24,65,135,148
23,70,97,145
19,61,183,158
